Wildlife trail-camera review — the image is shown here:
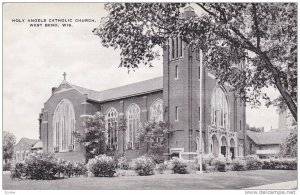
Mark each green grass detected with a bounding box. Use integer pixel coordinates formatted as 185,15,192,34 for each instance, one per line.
3,170,297,190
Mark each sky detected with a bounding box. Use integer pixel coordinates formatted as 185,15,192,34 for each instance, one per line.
3,3,280,142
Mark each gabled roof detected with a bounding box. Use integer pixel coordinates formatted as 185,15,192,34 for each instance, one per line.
59,77,163,103
68,83,99,97
17,138,39,147
246,131,290,145
32,140,43,149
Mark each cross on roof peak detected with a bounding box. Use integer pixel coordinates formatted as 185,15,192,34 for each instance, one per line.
63,72,67,81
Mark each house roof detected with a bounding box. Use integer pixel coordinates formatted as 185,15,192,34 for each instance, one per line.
66,77,163,102
22,138,39,146
31,140,43,149
246,131,290,145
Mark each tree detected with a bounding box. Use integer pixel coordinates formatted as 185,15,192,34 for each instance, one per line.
246,124,264,132
94,3,297,121
279,129,297,157
74,112,107,161
138,120,169,163
3,131,16,163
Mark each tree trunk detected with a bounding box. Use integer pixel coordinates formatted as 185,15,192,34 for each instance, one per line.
261,52,297,122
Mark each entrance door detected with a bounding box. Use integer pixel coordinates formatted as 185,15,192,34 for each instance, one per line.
221,146,226,157
230,147,235,159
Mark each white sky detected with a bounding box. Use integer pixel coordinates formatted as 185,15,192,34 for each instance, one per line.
3,3,280,142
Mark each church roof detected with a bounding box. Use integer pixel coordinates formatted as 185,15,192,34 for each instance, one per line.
68,83,99,97
67,77,163,102
246,130,290,145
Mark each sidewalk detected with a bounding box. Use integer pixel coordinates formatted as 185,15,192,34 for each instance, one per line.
245,180,297,190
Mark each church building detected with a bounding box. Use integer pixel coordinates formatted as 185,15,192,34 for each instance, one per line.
39,7,246,162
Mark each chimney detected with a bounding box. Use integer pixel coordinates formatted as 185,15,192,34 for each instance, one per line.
184,6,195,19
52,87,57,95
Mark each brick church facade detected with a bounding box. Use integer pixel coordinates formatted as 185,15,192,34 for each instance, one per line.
39,8,246,162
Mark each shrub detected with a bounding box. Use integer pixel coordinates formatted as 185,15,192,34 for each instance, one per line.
262,158,297,170
232,158,246,171
155,162,168,174
86,154,116,177
116,156,130,170
147,153,165,164
202,153,214,165
194,154,214,172
24,153,60,180
131,156,155,176
168,157,189,174
211,156,227,172
245,155,263,170
10,161,26,179
3,163,11,171
73,162,87,176
63,161,75,178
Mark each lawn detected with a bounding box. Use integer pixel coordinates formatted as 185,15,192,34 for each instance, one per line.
2,170,297,190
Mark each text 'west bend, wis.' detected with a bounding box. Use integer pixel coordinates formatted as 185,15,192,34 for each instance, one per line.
11,18,97,28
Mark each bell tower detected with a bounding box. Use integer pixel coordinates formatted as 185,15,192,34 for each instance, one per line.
163,7,201,159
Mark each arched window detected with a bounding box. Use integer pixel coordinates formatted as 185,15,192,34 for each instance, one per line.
126,104,141,149
53,99,75,152
150,99,163,122
106,107,118,150
211,87,229,129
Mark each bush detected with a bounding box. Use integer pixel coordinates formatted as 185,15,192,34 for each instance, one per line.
211,156,227,172
232,158,246,171
245,155,263,170
10,161,26,179
168,157,189,174
155,162,168,174
86,154,116,177
147,154,165,164
116,156,130,170
10,153,87,180
3,163,11,171
262,158,297,170
11,153,60,180
131,156,155,176
24,153,60,180
73,162,87,176
202,153,214,165
63,161,75,177
193,154,214,172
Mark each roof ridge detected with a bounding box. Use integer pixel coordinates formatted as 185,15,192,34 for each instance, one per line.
98,76,163,93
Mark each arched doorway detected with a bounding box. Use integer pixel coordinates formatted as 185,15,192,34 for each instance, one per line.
230,138,235,159
212,135,219,157
221,136,227,157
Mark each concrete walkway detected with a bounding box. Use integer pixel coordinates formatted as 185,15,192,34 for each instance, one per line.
245,180,297,190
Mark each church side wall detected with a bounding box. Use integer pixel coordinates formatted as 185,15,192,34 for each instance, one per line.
100,91,163,160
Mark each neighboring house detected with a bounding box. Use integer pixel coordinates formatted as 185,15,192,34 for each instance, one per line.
31,140,43,152
39,7,246,162
245,131,290,158
14,138,40,161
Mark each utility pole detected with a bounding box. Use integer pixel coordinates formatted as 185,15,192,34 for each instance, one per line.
198,49,203,174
